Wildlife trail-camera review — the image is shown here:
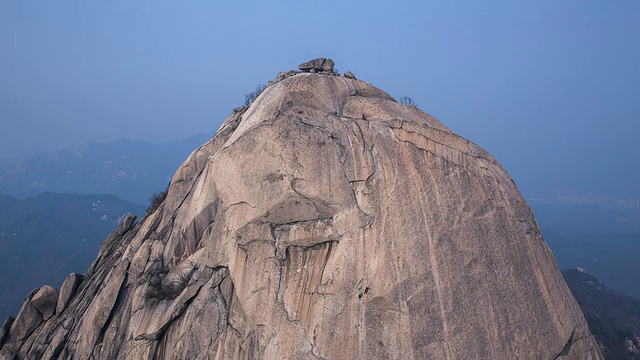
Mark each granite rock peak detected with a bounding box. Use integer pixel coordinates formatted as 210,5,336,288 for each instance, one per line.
0,61,602,359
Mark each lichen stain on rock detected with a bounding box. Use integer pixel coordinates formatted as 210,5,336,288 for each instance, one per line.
280,241,336,339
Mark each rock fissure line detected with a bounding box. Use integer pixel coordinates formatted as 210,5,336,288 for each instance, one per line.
299,117,324,128
552,327,584,360
152,289,203,350
95,281,128,347
270,215,331,229
225,200,258,213
163,110,245,246
394,125,497,166
394,135,469,170
395,119,480,151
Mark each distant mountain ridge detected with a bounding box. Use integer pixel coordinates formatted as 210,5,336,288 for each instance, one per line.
528,192,640,235
0,192,146,322
528,200,640,301
563,269,640,360
0,134,211,205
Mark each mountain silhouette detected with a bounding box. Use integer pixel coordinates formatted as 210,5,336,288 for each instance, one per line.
0,60,602,359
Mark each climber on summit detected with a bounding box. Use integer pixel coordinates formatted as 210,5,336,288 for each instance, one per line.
362,113,366,120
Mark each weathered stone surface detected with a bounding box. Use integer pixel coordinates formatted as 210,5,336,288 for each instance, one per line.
298,57,324,70
0,67,603,359
275,69,299,82
344,70,356,79
115,213,136,236
298,57,335,73
321,58,334,72
626,338,639,356
56,273,82,314
0,316,13,349
30,286,58,320
8,290,42,341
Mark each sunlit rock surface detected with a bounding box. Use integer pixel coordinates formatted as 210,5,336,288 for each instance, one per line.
0,70,602,359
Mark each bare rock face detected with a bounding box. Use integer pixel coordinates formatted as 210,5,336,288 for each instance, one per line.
8,290,42,343
30,286,58,321
274,70,299,83
298,57,335,73
0,68,603,359
56,273,82,315
0,317,13,349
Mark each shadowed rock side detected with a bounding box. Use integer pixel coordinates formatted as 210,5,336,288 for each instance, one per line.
0,72,602,359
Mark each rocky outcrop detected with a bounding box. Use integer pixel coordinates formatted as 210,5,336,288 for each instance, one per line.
298,57,335,73
274,70,299,83
0,63,603,359
344,70,356,79
30,286,58,321
0,317,13,349
56,273,82,315
8,290,43,343
274,59,338,85
626,339,640,357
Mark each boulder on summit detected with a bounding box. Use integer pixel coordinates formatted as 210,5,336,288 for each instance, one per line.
298,57,335,73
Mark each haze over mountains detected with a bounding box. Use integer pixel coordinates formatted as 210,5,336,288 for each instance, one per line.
1,1,638,358
0,63,637,359
0,193,145,322
3,133,638,299
530,198,640,301
1,129,638,322
0,135,209,321
0,134,210,205
0,63,636,358
563,269,640,360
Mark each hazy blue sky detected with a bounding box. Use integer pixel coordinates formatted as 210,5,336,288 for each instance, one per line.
1,1,638,197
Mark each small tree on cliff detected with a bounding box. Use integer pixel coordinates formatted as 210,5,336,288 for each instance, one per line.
244,83,267,106
146,184,169,215
399,96,418,108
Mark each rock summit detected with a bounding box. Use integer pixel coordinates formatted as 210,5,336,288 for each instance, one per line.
0,60,602,359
